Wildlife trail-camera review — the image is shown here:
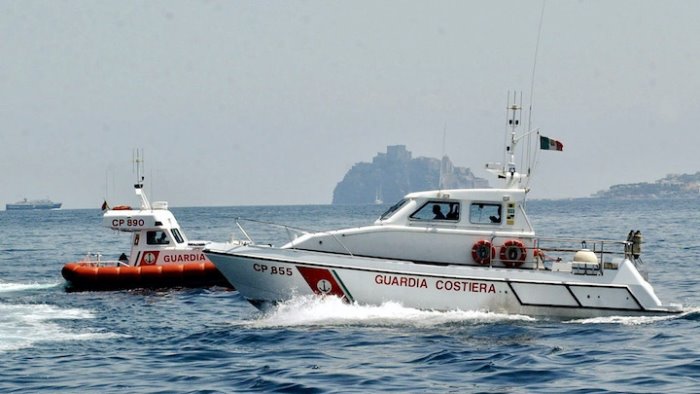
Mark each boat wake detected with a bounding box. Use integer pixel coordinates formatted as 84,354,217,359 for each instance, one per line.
243,295,535,328
567,307,700,325
0,282,61,293
0,303,124,352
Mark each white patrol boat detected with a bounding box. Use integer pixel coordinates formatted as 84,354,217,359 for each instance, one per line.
205,102,682,319
62,173,230,291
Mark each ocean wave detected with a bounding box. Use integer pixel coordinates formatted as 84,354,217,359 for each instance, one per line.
678,307,700,321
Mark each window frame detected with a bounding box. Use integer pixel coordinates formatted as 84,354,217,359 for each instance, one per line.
469,202,503,225
171,228,185,244
409,201,461,222
379,199,408,220
146,230,171,245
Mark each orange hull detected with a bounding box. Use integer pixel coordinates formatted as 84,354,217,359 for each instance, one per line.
62,261,233,291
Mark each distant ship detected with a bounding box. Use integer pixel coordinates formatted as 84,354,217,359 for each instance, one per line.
6,198,62,210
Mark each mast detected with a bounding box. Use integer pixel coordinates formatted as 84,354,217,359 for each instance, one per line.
506,92,522,177
133,149,151,210
485,92,529,189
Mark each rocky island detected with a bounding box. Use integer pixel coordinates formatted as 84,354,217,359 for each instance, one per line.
593,172,700,199
332,145,489,205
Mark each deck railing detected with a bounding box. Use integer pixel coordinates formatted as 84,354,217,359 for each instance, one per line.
80,252,130,267
231,218,642,274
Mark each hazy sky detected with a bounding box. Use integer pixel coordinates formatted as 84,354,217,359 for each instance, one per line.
2,1,699,208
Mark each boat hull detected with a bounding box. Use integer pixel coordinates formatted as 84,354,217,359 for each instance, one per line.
62,261,233,291
205,245,681,319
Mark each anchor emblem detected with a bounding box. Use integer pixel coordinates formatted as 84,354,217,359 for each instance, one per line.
143,252,156,265
316,279,332,294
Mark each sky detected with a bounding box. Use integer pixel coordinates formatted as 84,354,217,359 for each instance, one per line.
2,0,699,208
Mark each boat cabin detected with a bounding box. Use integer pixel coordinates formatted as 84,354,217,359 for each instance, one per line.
285,187,538,268
102,199,208,267
376,188,533,233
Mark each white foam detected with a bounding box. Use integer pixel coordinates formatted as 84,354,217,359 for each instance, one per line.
568,308,699,325
0,303,95,321
0,303,124,352
242,295,535,328
0,282,61,293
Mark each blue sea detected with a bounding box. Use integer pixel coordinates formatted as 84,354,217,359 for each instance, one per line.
1,199,699,393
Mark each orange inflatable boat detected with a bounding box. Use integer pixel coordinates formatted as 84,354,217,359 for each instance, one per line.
62,261,229,291
62,168,233,291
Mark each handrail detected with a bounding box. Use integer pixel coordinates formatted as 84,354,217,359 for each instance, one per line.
235,217,310,234
326,231,354,257
535,246,625,255
79,253,128,267
479,234,634,274
235,219,254,244
536,236,629,245
233,217,355,256
233,217,312,245
229,219,635,271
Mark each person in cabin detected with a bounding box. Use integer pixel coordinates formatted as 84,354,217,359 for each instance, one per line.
432,204,446,220
446,203,459,220
489,206,502,223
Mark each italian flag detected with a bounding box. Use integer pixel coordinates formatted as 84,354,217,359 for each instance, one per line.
540,135,563,151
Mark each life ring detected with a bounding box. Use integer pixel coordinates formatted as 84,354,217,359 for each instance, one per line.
471,240,495,265
499,240,527,268
112,205,132,210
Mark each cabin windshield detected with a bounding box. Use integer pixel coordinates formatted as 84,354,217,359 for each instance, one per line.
470,203,502,224
380,199,407,220
171,228,185,244
410,201,460,221
146,230,170,245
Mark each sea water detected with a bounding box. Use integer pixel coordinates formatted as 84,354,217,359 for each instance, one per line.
0,199,699,393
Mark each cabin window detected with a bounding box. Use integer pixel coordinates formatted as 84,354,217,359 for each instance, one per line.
171,228,185,244
470,203,502,224
380,199,407,220
410,201,460,221
146,230,170,245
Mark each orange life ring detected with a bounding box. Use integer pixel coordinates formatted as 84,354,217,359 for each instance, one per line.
499,240,527,268
112,205,132,210
471,240,495,265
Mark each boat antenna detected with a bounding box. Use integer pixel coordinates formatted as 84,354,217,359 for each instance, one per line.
525,0,546,185
439,122,447,191
104,168,109,203
133,148,150,209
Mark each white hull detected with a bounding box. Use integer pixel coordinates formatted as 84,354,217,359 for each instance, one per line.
206,244,681,319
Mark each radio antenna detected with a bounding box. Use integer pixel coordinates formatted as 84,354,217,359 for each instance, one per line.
439,122,447,190
526,0,546,184
133,148,145,188
527,0,546,133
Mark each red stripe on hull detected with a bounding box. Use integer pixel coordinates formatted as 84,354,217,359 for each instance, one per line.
296,266,347,300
